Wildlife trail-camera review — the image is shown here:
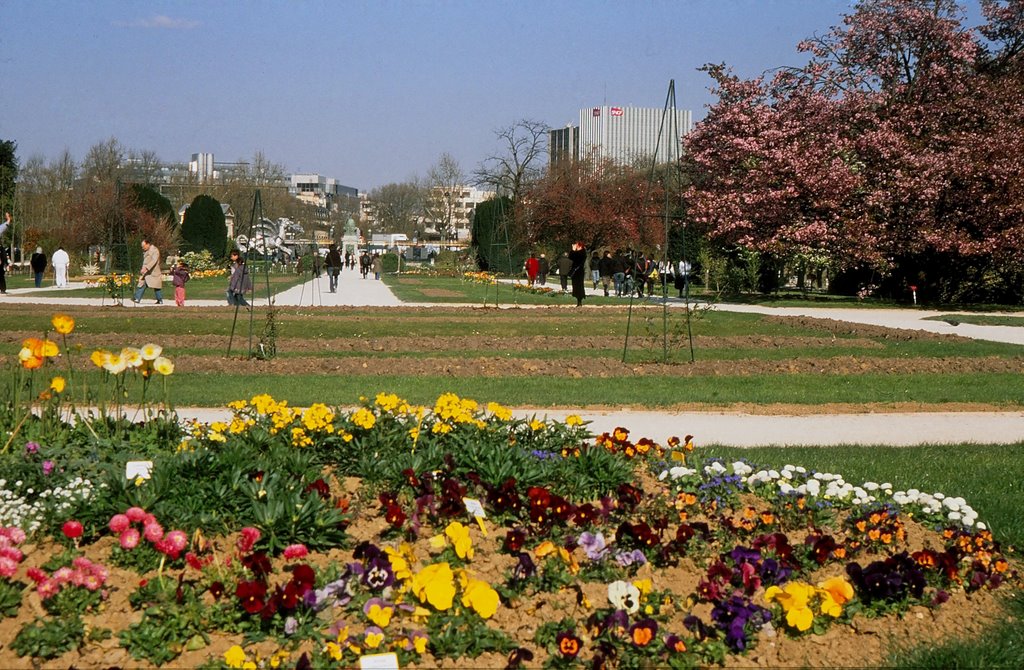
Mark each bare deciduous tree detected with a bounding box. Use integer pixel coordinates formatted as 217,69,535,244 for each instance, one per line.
81,137,126,183
423,152,466,242
367,181,424,236
473,119,548,204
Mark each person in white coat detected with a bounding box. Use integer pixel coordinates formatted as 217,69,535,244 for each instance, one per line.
52,246,70,287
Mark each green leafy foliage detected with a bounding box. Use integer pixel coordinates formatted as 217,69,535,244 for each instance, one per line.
181,194,228,259
12,614,85,660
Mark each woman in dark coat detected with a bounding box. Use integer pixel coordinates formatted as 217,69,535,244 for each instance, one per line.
568,242,588,307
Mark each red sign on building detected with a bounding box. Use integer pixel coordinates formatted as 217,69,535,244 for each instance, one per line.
611,107,624,116
592,108,601,117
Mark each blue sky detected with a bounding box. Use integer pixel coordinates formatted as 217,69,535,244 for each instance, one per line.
0,0,984,191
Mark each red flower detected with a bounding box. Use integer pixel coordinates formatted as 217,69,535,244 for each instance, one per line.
290,564,316,593
235,579,267,614
61,520,84,539
503,528,526,553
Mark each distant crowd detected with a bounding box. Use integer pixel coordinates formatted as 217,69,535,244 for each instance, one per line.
524,246,692,303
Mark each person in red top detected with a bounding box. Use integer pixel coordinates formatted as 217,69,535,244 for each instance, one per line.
524,252,540,286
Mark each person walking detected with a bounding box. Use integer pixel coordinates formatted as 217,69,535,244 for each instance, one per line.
359,250,371,279
537,253,549,286
132,238,163,304
612,249,627,297
556,252,573,292
372,253,383,280
171,259,190,306
569,242,588,307
598,250,615,297
590,251,601,290
675,258,692,298
227,249,252,307
52,246,70,287
524,252,539,286
30,246,47,287
0,243,9,295
325,243,342,292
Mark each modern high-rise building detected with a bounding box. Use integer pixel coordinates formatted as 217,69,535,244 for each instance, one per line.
550,105,693,167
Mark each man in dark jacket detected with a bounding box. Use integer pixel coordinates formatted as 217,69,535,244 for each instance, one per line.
557,252,573,292
598,250,616,296
30,246,47,288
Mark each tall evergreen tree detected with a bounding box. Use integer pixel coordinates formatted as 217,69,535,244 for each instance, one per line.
181,194,227,258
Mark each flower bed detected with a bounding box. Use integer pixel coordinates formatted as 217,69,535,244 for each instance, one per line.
0,316,1019,668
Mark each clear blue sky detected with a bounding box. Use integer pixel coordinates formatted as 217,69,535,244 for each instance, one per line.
0,0,985,192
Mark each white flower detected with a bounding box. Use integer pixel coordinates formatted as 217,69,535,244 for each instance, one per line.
608,580,641,614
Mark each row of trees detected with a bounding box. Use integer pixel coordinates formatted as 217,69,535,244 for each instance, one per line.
683,0,1024,302
1,137,335,269
472,1,1024,304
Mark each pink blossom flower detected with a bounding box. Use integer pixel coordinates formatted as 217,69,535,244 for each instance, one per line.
237,527,261,553
0,546,23,563
37,579,59,599
83,574,103,591
282,544,309,560
143,523,164,544
120,528,141,549
52,566,73,584
108,514,131,533
125,507,147,522
6,527,26,544
141,513,157,527
0,556,17,578
164,530,188,553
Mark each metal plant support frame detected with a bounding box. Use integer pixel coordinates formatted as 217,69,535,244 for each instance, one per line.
622,80,696,364
483,192,517,308
227,190,273,357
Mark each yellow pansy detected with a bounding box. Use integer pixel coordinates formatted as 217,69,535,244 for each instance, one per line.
366,602,394,627
385,543,416,582
460,576,499,619
410,562,456,611
324,641,343,661
565,414,584,427
223,645,246,668
817,576,854,618
765,582,816,632
444,521,474,560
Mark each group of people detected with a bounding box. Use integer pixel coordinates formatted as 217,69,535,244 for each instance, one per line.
525,245,694,302
525,243,589,306
0,211,72,294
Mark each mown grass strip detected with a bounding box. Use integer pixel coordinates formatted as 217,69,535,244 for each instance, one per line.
136,371,1024,408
